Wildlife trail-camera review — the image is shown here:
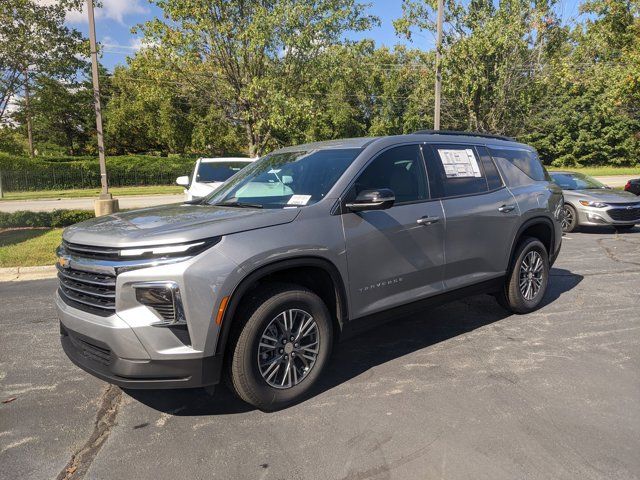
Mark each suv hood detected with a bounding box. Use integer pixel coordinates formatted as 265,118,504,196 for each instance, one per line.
63,203,300,248
564,188,639,203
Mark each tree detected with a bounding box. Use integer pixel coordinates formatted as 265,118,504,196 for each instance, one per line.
139,0,377,156
395,0,563,135
523,0,640,166
0,0,86,155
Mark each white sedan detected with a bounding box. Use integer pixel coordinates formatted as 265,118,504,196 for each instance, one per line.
176,157,256,201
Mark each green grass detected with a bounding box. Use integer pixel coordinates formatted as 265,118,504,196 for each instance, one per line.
0,228,62,267
1,185,183,201
565,166,640,176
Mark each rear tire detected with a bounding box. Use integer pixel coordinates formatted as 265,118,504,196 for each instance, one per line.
562,204,578,233
498,237,549,314
227,283,333,411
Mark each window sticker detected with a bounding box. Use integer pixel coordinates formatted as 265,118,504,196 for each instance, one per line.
437,148,482,178
287,194,312,206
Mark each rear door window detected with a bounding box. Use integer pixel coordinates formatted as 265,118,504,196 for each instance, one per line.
423,144,489,198
488,147,548,181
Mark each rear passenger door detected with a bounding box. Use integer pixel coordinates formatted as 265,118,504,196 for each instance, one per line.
423,144,520,290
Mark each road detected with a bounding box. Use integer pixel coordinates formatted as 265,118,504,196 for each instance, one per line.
0,194,184,213
0,175,637,212
1,227,639,480
593,175,635,188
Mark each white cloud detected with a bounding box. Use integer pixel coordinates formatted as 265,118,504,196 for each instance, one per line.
101,37,156,53
36,0,149,25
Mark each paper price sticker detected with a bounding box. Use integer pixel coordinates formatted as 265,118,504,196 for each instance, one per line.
437,148,481,178
287,194,312,206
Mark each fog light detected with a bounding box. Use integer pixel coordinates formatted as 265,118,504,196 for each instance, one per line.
586,213,607,224
133,282,186,327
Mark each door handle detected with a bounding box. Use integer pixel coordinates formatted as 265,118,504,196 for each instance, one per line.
498,204,516,213
417,216,440,225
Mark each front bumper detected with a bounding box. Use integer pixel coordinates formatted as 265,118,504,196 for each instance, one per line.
576,205,640,226
60,322,222,389
54,239,241,389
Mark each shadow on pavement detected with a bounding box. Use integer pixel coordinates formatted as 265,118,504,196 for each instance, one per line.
127,268,583,415
576,225,639,234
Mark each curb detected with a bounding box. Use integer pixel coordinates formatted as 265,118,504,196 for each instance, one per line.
0,265,57,282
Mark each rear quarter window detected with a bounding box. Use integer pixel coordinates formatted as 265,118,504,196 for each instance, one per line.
488,147,549,182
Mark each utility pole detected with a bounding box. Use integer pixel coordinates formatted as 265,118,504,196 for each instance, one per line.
87,0,118,215
23,69,34,157
433,0,444,130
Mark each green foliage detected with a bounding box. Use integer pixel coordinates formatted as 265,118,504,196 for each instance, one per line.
138,0,378,156
1,0,639,168
0,153,195,190
0,209,94,228
0,0,86,125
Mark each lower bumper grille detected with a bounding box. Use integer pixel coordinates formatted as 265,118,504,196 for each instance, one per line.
63,326,112,367
57,264,116,316
607,207,640,222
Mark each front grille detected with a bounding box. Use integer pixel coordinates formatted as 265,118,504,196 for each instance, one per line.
62,240,120,260
57,264,116,316
607,207,640,222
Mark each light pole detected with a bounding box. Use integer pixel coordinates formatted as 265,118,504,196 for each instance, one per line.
87,0,118,215
434,0,444,130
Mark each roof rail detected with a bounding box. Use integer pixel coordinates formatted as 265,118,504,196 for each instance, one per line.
412,130,515,141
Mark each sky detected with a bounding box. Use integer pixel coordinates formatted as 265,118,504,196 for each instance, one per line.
66,0,583,72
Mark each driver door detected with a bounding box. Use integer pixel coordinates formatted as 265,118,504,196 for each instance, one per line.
341,144,446,320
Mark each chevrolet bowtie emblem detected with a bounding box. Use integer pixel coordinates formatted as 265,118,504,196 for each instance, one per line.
57,256,70,268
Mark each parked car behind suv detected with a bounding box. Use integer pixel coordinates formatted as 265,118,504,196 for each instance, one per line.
176,157,255,201
56,132,563,410
550,171,640,232
625,178,640,196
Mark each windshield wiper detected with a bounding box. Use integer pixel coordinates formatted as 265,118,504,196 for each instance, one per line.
217,200,263,209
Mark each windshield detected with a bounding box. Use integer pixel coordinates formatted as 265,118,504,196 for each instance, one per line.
550,172,606,190
204,148,361,209
196,161,251,183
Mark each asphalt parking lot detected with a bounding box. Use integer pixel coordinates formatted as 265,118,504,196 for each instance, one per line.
1,227,639,480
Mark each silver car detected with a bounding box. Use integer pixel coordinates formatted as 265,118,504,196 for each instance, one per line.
550,171,640,232
57,132,563,410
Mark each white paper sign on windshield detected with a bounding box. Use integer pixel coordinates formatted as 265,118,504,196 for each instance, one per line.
437,148,481,178
287,194,312,206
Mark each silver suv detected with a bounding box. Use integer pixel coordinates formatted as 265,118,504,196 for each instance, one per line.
56,132,563,410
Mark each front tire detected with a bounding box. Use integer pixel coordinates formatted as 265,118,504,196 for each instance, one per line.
498,237,549,314
562,204,578,233
227,283,333,411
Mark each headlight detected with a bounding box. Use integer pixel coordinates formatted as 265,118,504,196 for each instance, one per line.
133,281,187,327
579,200,608,208
118,237,221,259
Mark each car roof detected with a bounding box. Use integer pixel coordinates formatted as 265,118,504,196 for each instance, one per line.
199,157,255,162
272,132,532,154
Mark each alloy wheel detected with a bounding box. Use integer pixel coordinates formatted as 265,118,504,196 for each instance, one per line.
257,309,319,389
519,250,544,301
561,206,574,231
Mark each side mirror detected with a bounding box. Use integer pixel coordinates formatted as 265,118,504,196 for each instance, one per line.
345,188,395,212
176,175,190,187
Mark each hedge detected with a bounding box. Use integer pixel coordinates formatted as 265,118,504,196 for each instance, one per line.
0,153,198,191
0,210,95,228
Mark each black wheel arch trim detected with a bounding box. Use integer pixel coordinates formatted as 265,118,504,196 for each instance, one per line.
215,256,348,357
507,216,557,270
